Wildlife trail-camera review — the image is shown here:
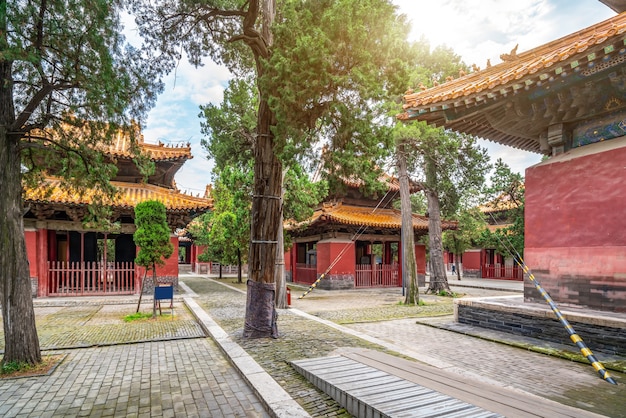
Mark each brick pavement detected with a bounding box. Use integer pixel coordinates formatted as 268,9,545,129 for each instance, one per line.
188,276,626,417
1,275,624,417
0,338,268,418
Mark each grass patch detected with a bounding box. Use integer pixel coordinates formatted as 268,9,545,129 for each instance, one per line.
0,354,65,379
123,312,154,322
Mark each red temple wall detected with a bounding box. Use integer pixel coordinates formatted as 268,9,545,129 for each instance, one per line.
154,236,179,277
524,138,626,312
415,244,426,274
462,250,482,271
316,239,355,276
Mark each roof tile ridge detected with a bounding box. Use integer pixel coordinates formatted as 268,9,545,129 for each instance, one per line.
403,12,626,108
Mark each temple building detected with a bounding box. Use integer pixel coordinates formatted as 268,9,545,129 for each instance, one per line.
23,129,212,297
400,11,626,313
285,173,456,290
449,192,524,281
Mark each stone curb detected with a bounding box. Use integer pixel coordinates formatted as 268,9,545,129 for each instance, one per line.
183,296,311,418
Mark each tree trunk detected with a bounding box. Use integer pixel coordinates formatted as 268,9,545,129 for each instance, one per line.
275,170,287,309
244,97,281,338
136,268,147,313
243,0,280,338
151,263,157,318
237,248,242,284
425,188,451,294
397,142,419,305
452,235,462,280
0,60,42,365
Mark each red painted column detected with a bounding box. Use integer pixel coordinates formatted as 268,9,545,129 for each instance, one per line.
414,244,426,274
37,227,49,297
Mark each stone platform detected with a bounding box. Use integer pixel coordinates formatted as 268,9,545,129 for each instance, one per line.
455,295,626,357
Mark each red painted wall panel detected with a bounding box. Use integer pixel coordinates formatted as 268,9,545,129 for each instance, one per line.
462,251,481,270
316,240,355,276
525,140,626,311
526,144,626,249
525,246,626,312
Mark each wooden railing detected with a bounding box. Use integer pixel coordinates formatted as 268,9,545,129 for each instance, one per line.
48,261,136,296
482,264,523,280
355,264,400,288
294,263,318,285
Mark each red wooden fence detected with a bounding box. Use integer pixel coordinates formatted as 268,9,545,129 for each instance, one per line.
294,263,318,285
355,264,400,288
48,261,136,296
482,264,523,280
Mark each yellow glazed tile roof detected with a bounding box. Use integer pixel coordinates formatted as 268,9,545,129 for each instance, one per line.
399,12,626,152
402,13,626,110
108,131,192,162
24,178,213,212
290,202,456,231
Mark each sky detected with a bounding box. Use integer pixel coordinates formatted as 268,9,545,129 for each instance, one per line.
133,1,618,195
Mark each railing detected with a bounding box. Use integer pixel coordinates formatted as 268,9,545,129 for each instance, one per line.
482,264,523,280
48,261,135,296
210,263,246,275
355,264,400,288
294,263,318,285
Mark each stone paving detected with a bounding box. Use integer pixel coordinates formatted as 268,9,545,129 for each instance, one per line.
194,276,626,418
0,339,267,417
0,297,268,418
0,275,624,417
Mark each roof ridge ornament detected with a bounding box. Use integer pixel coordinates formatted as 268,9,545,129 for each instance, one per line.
500,44,519,62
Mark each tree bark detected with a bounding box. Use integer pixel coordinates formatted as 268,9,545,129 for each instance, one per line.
244,97,281,338
425,188,451,294
243,0,280,338
151,263,157,318
397,142,419,305
0,59,42,365
237,248,242,284
452,235,462,280
275,170,287,309
136,269,147,313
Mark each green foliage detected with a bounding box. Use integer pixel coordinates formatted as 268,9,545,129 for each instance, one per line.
262,0,422,194
5,1,162,190
189,165,252,266
199,77,257,171
133,201,174,270
478,160,525,260
394,121,491,217
443,208,487,257
0,360,27,375
284,164,328,223
484,158,525,206
393,192,427,214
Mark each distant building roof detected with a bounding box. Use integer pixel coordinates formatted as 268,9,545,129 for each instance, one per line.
287,201,456,232
107,130,192,162
24,178,213,213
